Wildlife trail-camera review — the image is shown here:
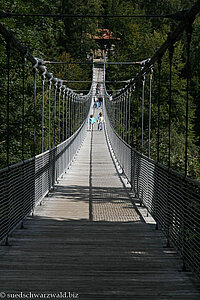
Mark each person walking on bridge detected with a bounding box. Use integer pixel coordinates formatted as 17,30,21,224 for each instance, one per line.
93,97,97,109
89,114,96,130
98,94,103,109
98,112,104,131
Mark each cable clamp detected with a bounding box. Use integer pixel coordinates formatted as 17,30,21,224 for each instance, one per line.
41,67,47,82
33,57,39,70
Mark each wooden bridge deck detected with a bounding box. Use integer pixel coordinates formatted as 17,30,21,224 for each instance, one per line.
0,121,200,299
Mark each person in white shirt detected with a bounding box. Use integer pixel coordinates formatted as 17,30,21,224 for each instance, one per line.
98,112,104,131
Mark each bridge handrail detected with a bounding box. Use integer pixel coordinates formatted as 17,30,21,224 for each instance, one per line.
104,103,200,279
105,119,200,187
0,116,90,245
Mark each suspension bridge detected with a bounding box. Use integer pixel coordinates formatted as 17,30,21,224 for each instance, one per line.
0,1,200,299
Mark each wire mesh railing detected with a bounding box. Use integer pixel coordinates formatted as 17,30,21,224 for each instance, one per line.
104,1,200,278
0,19,93,244
0,117,89,244
104,107,200,278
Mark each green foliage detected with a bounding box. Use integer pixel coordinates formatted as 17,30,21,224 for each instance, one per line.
0,0,92,168
0,0,199,180
103,1,200,180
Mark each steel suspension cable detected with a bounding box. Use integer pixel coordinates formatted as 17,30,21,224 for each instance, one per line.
72,96,74,135
73,97,75,134
41,68,46,153
125,93,128,143
54,80,58,147
70,96,73,135
123,95,126,140
21,52,26,161
118,101,120,136
6,39,11,166
0,11,194,19
112,102,114,128
68,94,71,137
33,60,38,157
48,74,53,149
21,52,26,231
166,44,174,248
141,75,145,153
128,90,131,145
62,87,66,142
185,24,193,177
65,91,68,139
79,101,81,128
109,1,200,100
58,81,62,143
168,45,174,168
136,83,139,151
80,17,83,57
74,97,76,133
120,100,122,138
157,58,162,162
115,101,117,130
148,68,153,158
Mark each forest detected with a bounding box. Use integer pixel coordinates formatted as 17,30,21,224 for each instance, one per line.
0,0,199,180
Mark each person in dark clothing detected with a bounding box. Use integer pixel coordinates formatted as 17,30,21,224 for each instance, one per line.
98,94,103,109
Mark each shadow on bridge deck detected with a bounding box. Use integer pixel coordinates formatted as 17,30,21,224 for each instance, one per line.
0,120,200,299
0,216,200,299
